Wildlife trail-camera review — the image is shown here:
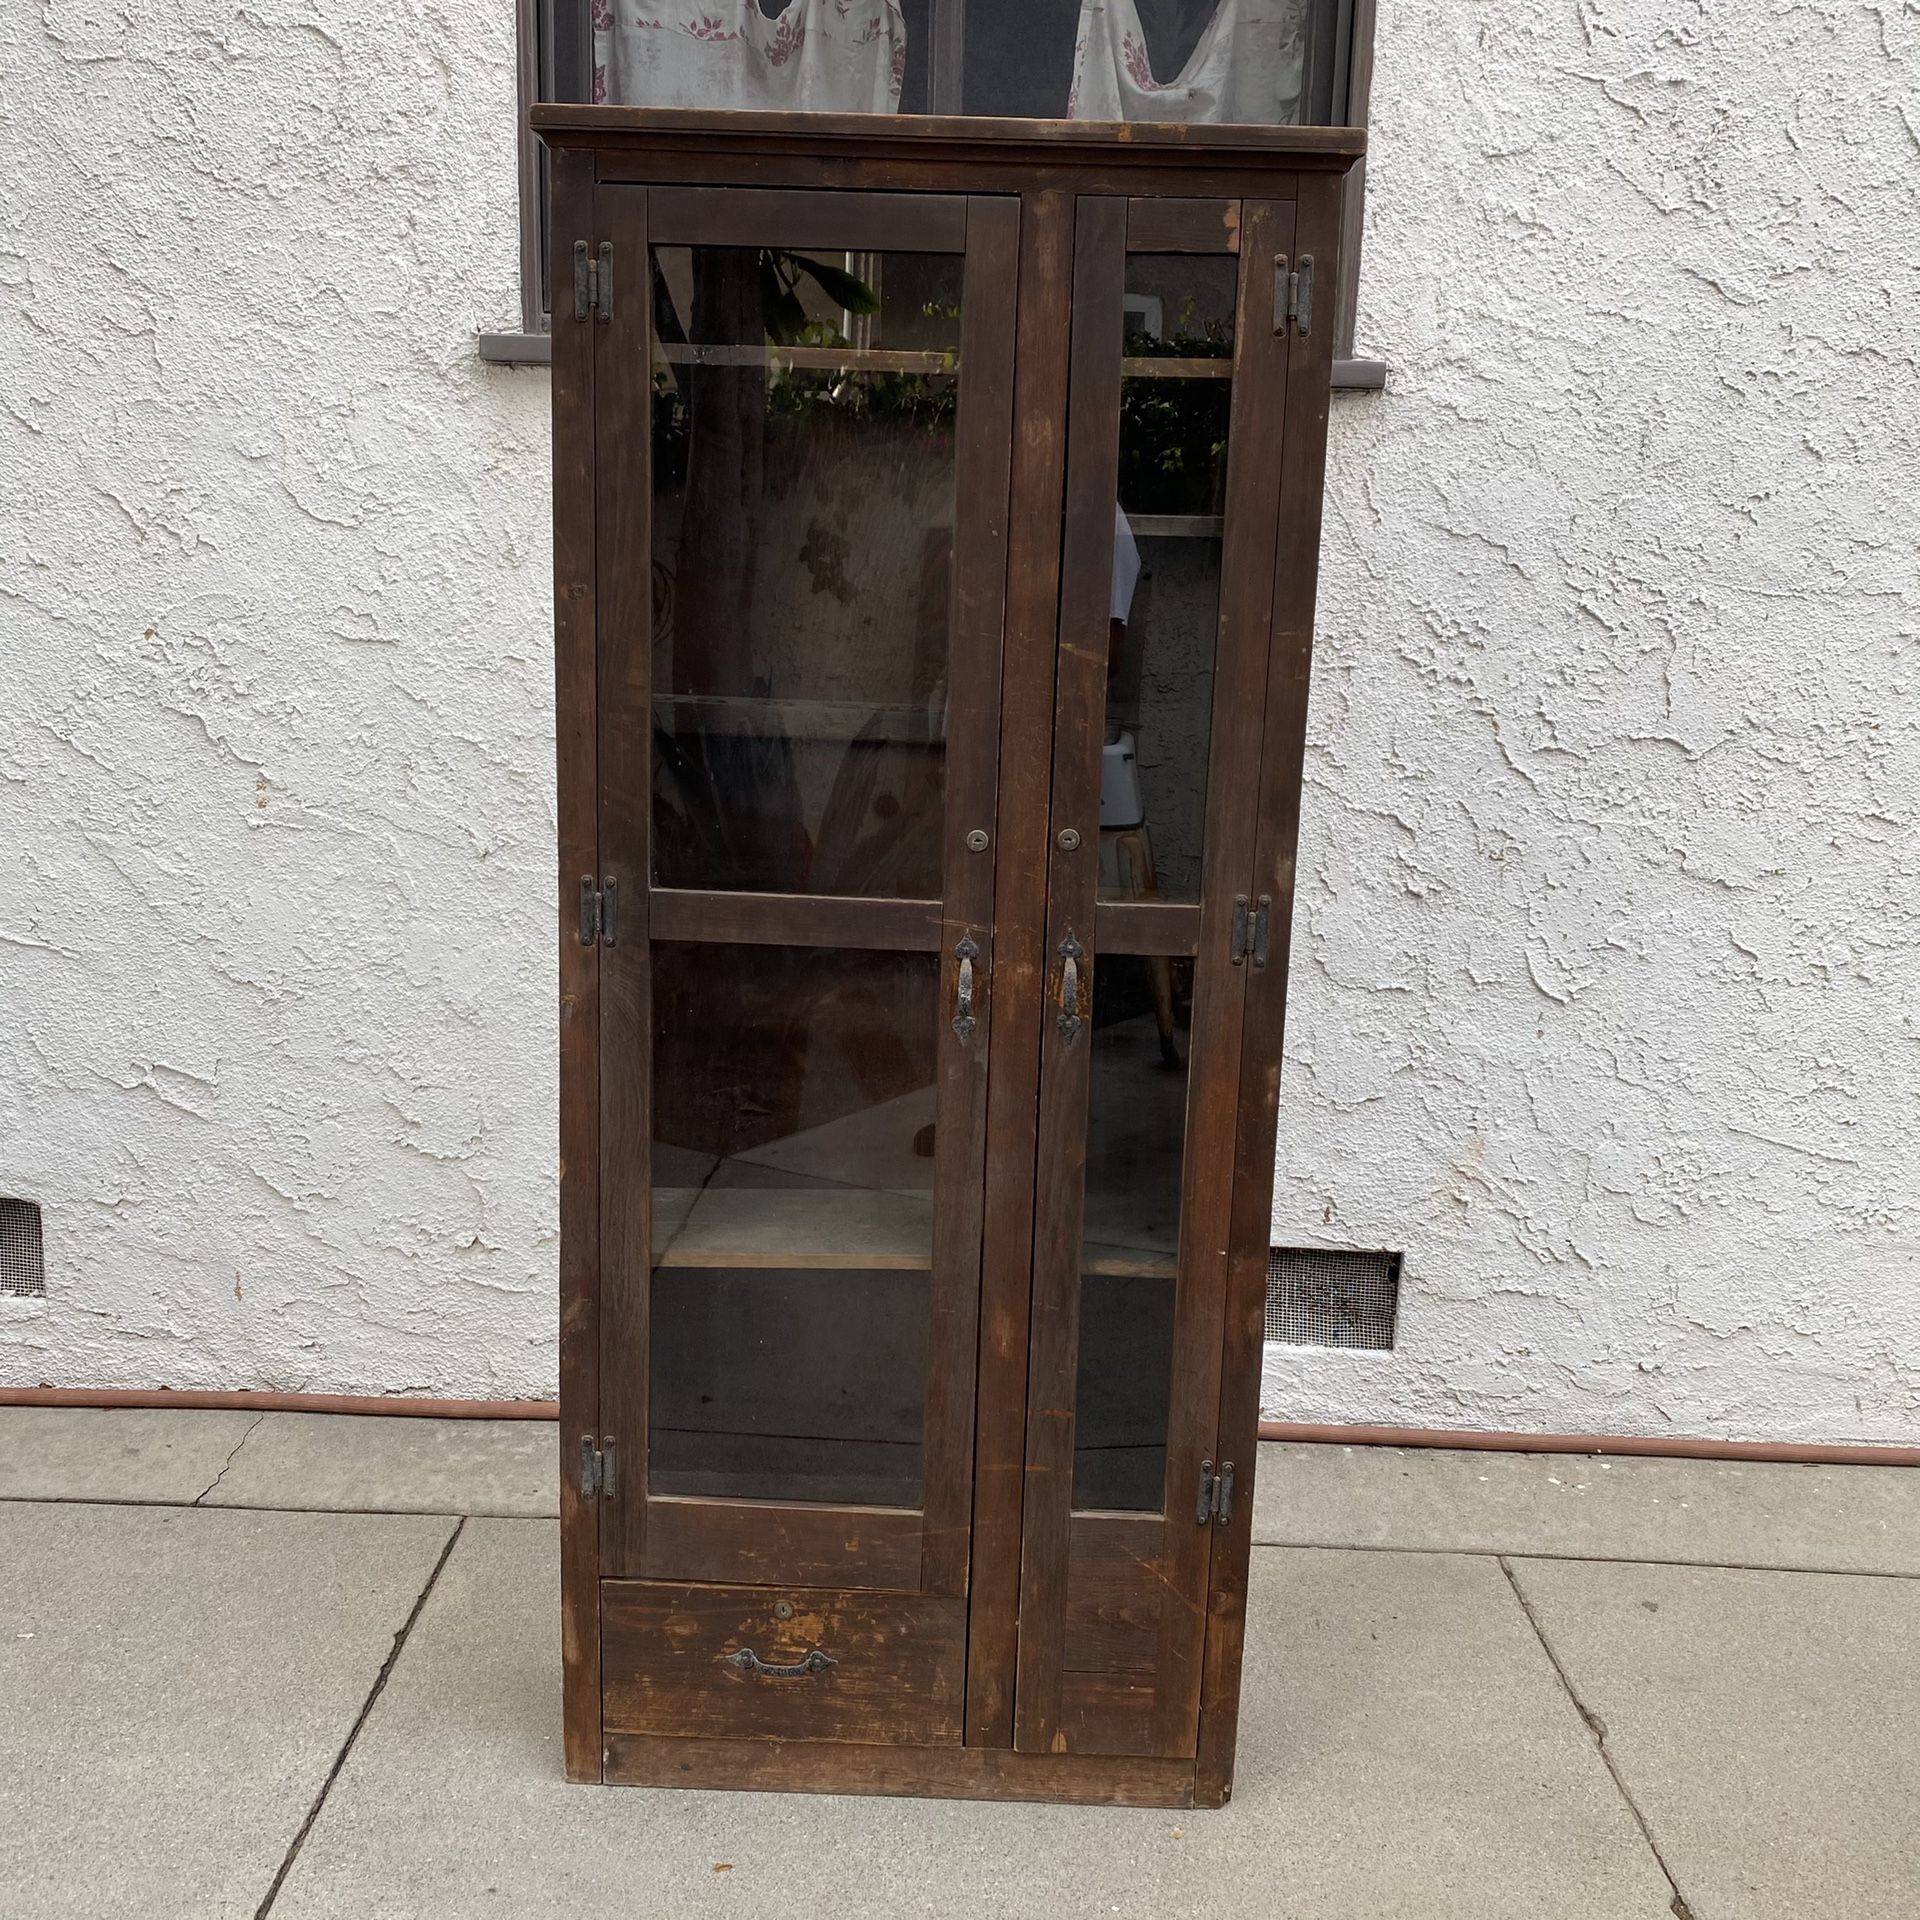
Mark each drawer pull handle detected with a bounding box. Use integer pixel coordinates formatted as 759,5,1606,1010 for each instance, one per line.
723,1645,837,1680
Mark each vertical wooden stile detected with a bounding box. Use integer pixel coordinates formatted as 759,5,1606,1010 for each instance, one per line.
552,144,605,1784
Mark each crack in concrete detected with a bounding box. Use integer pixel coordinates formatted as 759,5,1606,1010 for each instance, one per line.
193,1411,266,1505
1498,1555,1699,1920
253,1515,465,1920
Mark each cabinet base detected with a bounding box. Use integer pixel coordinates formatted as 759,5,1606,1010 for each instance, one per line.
600,1732,1204,1807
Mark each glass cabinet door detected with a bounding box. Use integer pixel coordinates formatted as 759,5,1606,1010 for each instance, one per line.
1015,195,1299,1756
593,188,1020,1595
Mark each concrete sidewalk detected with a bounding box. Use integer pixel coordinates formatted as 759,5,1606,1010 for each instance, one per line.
2,1409,1916,1919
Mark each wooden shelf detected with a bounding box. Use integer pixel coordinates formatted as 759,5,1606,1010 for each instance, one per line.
653,693,947,746
650,1188,1177,1279
655,344,958,374
1124,514,1223,539
1120,356,1232,380
653,1187,935,1271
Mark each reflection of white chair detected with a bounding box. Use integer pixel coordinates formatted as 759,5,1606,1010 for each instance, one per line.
1100,732,1179,1067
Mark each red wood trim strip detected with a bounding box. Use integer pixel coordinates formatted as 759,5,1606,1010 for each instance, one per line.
0,1387,1910,1465
0,1387,560,1420
1257,1420,1920,1468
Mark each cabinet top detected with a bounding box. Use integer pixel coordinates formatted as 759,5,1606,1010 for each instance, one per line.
531,105,1364,175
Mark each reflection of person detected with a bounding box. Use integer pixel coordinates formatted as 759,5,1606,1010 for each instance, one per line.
1109,503,1141,682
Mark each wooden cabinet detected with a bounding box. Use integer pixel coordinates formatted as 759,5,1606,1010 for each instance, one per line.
539,106,1362,1807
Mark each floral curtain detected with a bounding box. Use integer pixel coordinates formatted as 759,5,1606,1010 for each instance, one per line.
1067,0,1308,123
593,0,908,112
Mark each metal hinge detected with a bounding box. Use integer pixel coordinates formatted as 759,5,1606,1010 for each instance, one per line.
1229,895,1272,967
1273,252,1313,337
578,874,617,948
573,240,613,322
1195,1457,1236,1526
580,1435,616,1500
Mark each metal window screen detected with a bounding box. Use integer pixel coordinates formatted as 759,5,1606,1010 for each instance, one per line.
1266,1247,1400,1350
0,1199,45,1297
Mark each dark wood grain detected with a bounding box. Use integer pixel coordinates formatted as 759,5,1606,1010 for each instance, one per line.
530,116,1365,1807
602,1583,966,1744
1125,197,1241,254
550,146,604,1785
648,185,968,251
1013,193,1127,1758
591,150,1323,201
1059,1669,1159,1756
1137,196,1292,1761
1062,1512,1164,1675
1093,900,1201,957
640,1495,925,1590
603,1734,1197,1806
1196,177,1343,1811
648,888,943,951
919,193,1021,1598
536,102,1366,169
963,186,1076,1749
594,185,656,1583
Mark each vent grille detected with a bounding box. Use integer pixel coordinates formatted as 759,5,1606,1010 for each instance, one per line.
1,1200,45,1297
1266,1247,1400,1350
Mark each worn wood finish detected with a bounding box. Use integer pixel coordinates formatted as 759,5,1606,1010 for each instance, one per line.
920,193,1022,1598
1015,197,1296,1763
1093,900,1201,957
1012,193,1128,1757
963,186,1076,1749
602,1583,966,1744
551,146,605,1784
591,149,1326,202
1059,1669,1160,1756
536,102,1366,168
603,1734,1198,1805
542,114,1363,1807
1135,196,1294,1760
648,888,943,951
640,1495,924,1590
1195,176,1343,1811
1062,1513,1164,1675
647,184,968,251
594,185,657,1583
1125,197,1240,254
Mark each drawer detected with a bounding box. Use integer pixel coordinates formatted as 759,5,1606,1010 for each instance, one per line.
601,1581,966,1746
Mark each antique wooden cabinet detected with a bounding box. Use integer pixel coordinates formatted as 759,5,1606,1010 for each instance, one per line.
538,104,1361,1806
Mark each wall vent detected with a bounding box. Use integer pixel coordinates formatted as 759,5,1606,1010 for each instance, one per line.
1,1200,46,1297
1266,1247,1400,1351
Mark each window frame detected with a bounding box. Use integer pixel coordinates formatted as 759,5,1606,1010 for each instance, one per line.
503,0,1378,365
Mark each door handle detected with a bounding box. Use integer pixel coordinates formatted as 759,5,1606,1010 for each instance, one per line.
1057,930,1085,1042
952,933,979,1042
722,1646,838,1679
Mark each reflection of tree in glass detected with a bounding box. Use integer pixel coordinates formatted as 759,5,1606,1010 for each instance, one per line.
1120,293,1232,518
650,246,955,900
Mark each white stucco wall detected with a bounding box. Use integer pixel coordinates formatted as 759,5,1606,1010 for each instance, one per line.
2,1,1915,1441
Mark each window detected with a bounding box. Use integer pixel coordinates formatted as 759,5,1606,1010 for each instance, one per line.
504,0,1377,357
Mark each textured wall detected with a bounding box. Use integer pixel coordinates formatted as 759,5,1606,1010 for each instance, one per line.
0,1,558,1395
2,1,1915,1439
1265,0,1920,1442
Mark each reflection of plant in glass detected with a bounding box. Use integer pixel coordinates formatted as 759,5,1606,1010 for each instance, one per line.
1120,296,1232,517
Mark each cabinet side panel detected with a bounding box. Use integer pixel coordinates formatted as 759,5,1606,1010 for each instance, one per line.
593,183,655,1579
551,145,604,1785
1195,171,1347,1810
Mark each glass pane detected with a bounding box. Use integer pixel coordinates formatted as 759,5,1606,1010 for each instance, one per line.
648,244,963,899
1071,953,1188,1511
648,940,939,1507
589,0,1349,126
1100,255,1236,907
